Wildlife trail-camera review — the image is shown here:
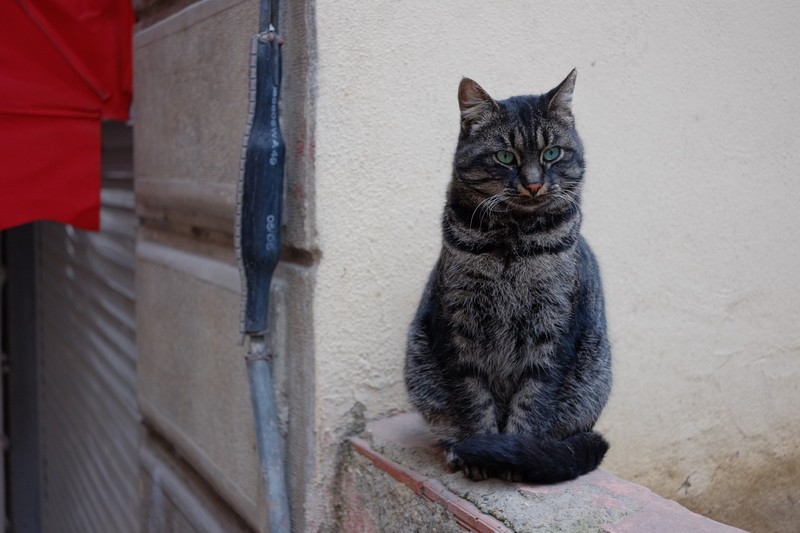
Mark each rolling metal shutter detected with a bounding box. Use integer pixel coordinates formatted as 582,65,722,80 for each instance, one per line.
37,121,138,532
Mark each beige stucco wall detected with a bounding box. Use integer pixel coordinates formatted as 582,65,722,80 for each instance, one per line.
311,2,800,531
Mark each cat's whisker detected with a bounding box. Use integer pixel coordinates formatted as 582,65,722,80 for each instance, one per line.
478,195,498,229
552,192,575,207
480,194,511,227
471,193,509,229
551,190,581,213
470,195,498,230
493,194,513,213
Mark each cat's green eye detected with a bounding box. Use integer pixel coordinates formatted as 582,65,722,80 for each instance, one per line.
495,150,515,165
542,146,562,162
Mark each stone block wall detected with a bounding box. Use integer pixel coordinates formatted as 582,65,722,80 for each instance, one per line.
133,0,318,529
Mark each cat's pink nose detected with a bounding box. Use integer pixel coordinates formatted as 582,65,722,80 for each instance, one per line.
526,184,542,194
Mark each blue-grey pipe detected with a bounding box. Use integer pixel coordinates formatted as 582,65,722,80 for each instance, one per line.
247,337,290,532
238,0,292,527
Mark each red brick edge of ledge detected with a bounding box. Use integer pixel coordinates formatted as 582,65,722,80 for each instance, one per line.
350,436,512,533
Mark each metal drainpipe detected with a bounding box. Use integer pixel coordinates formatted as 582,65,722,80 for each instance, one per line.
235,0,290,530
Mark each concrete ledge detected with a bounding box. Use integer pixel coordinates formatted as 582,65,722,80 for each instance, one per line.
346,413,745,532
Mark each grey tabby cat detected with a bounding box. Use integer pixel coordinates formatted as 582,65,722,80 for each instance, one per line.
405,70,611,482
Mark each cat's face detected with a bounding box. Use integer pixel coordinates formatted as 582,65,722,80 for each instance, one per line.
451,71,585,215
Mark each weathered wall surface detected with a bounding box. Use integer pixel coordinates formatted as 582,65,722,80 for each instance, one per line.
310,2,800,531
134,0,800,530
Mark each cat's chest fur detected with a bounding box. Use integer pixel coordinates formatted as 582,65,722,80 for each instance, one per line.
439,246,577,380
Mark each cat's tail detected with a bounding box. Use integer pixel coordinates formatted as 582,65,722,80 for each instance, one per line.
448,431,609,483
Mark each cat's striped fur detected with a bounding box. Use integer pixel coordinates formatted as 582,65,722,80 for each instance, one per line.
405,71,611,482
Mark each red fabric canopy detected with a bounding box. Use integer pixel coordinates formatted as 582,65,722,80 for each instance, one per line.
0,0,133,231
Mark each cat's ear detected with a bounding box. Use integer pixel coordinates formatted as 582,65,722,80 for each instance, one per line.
458,78,498,129
546,69,577,115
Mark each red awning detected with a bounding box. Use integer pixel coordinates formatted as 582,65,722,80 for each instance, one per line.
0,0,133,231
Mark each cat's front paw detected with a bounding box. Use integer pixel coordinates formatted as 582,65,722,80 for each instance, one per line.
444,446,490,481
499,470,523,482
444,445,463,471
462,463,490,481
